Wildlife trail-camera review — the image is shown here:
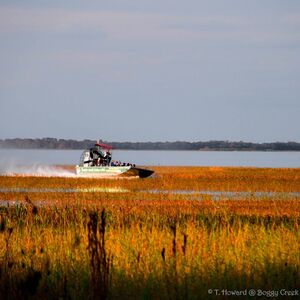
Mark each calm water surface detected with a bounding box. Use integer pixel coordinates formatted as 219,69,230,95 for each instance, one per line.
0,149,299,168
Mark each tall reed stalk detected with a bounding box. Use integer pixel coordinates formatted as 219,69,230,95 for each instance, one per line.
87,209,113,300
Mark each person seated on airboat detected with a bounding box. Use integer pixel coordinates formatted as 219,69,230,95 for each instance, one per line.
89,143,112,166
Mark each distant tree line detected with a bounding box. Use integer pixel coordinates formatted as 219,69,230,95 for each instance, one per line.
0,138,300,151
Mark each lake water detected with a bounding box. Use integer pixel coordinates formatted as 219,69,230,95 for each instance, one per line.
0,149,299,168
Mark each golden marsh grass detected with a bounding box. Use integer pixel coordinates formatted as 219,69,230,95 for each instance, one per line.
0,166,299,299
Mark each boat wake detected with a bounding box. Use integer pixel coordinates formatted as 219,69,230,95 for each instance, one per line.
0,162,76,177
0,163,139,178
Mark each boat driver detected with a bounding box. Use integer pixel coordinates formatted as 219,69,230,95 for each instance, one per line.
90,147,104,166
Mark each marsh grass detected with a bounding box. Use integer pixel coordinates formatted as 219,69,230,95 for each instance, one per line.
0,167,299,299
87,209,113,299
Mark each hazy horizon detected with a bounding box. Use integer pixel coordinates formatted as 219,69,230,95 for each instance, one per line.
1,137,300,144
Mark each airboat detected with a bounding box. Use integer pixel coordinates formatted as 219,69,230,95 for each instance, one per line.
75,142,154,178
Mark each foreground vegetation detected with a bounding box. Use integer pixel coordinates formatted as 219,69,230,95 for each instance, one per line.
0,167,299,299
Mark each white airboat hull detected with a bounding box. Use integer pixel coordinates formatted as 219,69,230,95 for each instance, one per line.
75,165,154,178
76,143,154,178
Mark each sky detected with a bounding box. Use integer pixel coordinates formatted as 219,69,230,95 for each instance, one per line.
0,0,300,142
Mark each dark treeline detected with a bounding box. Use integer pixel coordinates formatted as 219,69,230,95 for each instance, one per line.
1,138,300,151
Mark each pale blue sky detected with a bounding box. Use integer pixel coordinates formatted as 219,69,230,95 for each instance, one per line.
0,0,299,142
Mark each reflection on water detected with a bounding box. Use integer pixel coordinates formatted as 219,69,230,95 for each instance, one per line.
144,190,300,200
0,187,129,193
0,200,60,207
0,187,299,207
